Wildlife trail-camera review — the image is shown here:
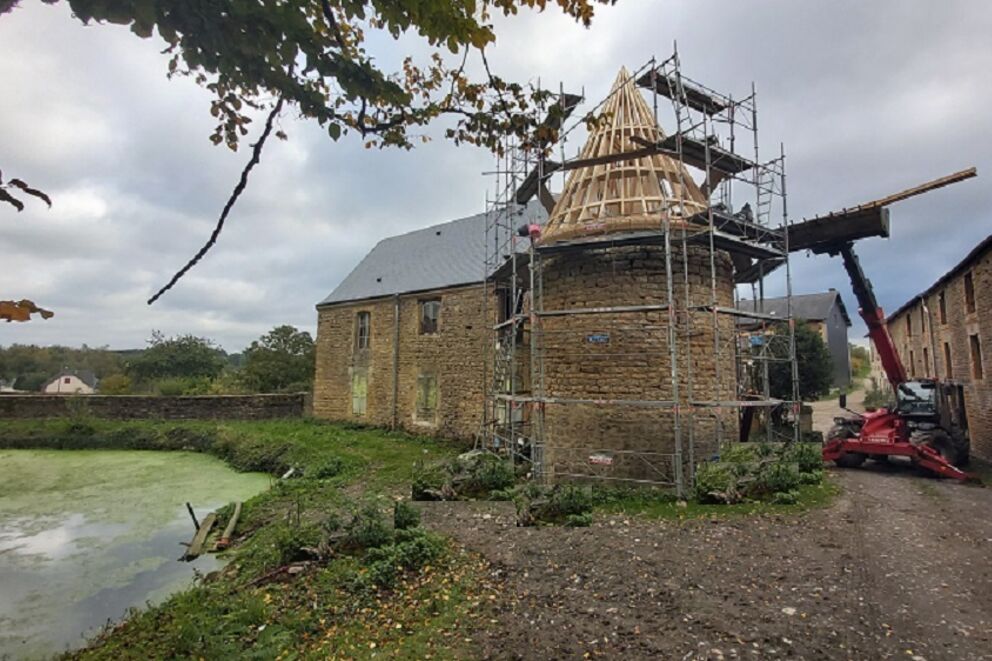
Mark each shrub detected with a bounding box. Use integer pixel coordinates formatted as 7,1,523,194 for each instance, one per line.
344,504,393,551
516,484,593,526
771,489,800,505
755,460,801,495
783,442,823,473
363,528,446,589
412,451,516,501
411,462,449,501
98,373,132,395
693,461,741,504
308,457,344,480
393,501,420,530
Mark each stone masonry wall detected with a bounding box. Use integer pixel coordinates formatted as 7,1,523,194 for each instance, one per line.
887,247,992,462
313,284,486,441
538,244,737,484
0,393,306,420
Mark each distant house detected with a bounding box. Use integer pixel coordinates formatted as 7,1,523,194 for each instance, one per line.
738,290,853,389
40,370,97,395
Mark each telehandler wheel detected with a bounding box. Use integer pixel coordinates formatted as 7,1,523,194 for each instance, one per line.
835,452,867,468
826,425,865,468
914,429,960,466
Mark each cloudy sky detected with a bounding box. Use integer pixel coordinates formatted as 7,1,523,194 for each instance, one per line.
2,0,990,352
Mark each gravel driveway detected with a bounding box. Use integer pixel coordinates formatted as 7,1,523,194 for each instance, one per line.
420,467,992,659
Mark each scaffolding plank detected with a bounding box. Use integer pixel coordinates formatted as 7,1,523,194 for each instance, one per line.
735,257,785,284
631,135,755,176
687,207,784,243
687,230,784,260
690,399,788,408
538,303,670,317
635,69,729,115
695,305,782,321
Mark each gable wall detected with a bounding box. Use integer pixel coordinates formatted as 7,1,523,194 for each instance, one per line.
313,284,487,441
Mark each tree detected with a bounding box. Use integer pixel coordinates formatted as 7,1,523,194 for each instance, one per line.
126,331,227,382
849,342,870,380
2,0,616,302
240,325,315,393
769,321,833,402
99,373,133,395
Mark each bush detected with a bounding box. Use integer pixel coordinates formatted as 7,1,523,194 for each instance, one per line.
411,451,516,501
411,462,450,501
771,489,800,505
693,461,740,504
516,484,593,526
98,373,132,395
393,501,420,530
308,457,344,480
363,528,446,589
755,460,801,495
343,504,393,551
782,442,823,473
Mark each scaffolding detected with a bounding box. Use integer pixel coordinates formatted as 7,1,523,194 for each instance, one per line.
482,49,799,497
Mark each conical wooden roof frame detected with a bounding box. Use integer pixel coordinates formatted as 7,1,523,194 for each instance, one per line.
541,67,708,244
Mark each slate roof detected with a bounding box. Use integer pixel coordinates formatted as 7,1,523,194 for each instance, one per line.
737,290,852,326
319,201,547,306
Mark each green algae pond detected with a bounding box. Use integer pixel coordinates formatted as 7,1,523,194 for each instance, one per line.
0,449,270,659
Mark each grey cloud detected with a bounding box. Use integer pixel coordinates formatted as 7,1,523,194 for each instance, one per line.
2,0,991,352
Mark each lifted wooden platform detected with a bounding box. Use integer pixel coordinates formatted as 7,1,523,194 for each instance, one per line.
785,167,976,254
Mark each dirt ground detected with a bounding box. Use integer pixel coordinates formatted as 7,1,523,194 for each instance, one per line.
419,403,992,659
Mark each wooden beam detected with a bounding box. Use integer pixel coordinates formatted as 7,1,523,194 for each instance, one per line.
841,167,977,213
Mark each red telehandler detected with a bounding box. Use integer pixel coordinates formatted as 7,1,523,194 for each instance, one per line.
821,242,975,480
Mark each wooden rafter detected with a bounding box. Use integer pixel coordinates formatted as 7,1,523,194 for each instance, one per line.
540,68,708,245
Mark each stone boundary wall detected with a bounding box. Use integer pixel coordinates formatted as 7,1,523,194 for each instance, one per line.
0,393,308,420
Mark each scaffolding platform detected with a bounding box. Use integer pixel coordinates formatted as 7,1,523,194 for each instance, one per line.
631,134,755,176
688,206,784,243
635,67,729,116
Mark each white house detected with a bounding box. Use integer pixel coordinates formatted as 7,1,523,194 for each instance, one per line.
41,370,97,395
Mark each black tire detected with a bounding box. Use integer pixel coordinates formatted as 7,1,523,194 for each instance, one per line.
913,429,961,466
836,452,867,468
951,429,970,466
827,424,865,468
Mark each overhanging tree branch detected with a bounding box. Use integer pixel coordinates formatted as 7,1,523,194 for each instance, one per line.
147,96,285,305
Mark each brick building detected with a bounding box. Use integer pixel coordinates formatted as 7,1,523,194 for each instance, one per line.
883,234,992,461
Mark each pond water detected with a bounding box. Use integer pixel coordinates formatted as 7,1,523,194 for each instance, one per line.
0,450,270,659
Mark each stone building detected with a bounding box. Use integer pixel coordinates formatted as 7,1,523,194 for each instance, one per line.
313,202,545,440
884,234,992,461
314,69,765,483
